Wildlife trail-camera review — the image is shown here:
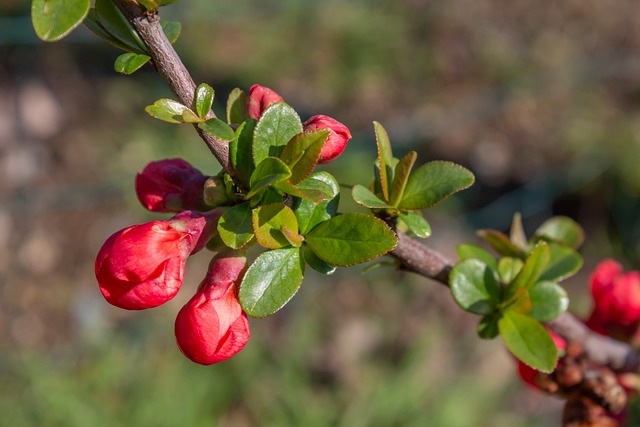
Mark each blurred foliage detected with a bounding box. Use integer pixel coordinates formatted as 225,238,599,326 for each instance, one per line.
2,0,640,424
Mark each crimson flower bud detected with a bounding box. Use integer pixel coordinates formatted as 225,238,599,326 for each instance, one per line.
302,115,352,164
96,211,218,310
135,158,208,213
247,84,283,120
588,259,640,337
175,252,250,365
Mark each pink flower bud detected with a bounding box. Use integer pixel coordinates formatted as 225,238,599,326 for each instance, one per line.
175,252,250,365
588,259,640,337
247,84,283,120
303,115,352,164
95,211,218,310
135,158,208,213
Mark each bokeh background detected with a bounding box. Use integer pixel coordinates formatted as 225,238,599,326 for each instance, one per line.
2,0,640,425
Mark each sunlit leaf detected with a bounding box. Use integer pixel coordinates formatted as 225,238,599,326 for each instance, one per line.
114,52,150,75
450,259,501,315
498,311,558,373
32,0,90,41
253,102,302,165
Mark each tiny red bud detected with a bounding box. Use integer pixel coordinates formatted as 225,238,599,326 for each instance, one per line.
135,158,208,213
247,84,283,120
95,211,216,310
303,115,352,164
175,252,250,365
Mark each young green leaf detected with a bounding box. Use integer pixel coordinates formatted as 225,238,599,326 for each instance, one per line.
510,212,529,252
477,314,500,339
510,242,551,291
398,211,431,238
217,202,255,249
160,20,181,44
279,130,328,184
352,185,394,209
138,0,181,11
450,259,501,315
498,257,524,285
239,247,305,318
281,227,304,248
273,181,324,204
389,151,417,207
32,0,90,41
247,157,292,199
305,213,397,266
253,102,303,165
230,119,256,187
303,247,336,275
535,216,585,249
195,83,215,119
85,10,134,52
145,99,193,124
477,229,523,258
498,311,558,373
252,203,299,249
538,244,583,282
95,0,146,53
373,121,394,201
114,52,151,75
294,172,340,235
457,244,498,271
227,88,248,125
528,281,569,322
397,161,475,210
199,118,236,142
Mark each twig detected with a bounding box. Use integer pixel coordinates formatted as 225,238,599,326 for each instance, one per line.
113,0,640,374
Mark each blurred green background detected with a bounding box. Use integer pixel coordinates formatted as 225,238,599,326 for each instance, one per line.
2,0,640,425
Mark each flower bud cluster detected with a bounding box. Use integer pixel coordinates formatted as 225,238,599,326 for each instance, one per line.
516,260,640,426
96,160,250,365
247,84,352,164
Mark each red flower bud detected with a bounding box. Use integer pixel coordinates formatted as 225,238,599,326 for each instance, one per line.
175,252,250,365
247,84,283,120
588,259,640,337
135,158,208,213
303,115,352,164
96,211,218,310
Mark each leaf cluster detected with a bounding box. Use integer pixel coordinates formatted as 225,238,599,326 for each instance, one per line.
450,214,585,372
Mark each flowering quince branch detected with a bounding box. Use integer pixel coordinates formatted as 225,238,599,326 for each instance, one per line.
30,0,640,424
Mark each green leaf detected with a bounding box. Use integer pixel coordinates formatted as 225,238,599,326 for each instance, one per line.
510,212,528,252
84,9,133,51
374,121,394,201
226,88,247,125
294,172,340,235
303,247,336,275
498,311,558,373
114,52,150,75
456,244,498,271
217,202,255,249
32,0,90,41
281,227,303,248
390,151,417,207
160,19,181,43
498,257,524,285
95,0,146,53
305,213,397,266
449,259,501,315
199,118,236,142
145,98,193,124
539,243,583,282
252,203,299,249
477,314,500,339
477,229,523,258
138,0,181,11
352,185,394,209
510,242,551,291
230,119,256,187
398,211,431,238
195,83,215,119
529,281,569,322
247,157,292,199
253,102,303,165
239,247,304,318
397,161,475,210
273,181,323,204
279,130,328,184
535,216,585,249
